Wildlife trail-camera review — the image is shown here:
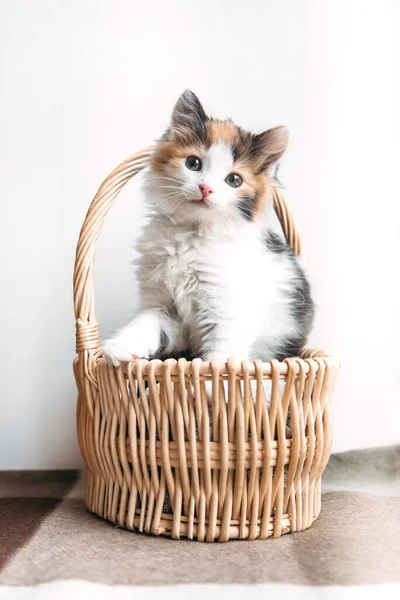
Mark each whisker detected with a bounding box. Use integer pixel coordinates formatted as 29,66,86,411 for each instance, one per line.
155,176,184,184
145,186,181,192
150,190,186,199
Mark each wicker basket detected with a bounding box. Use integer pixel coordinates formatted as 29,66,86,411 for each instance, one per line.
73,147,339,542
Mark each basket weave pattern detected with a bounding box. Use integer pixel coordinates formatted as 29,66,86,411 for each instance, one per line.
73,148,338,542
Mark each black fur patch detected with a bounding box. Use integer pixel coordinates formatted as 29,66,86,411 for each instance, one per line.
149,329,169,361
229,126,272,172
264,230,315,359
159,329,169,354
264,230,289,254
231,143,239,162
238,193,258,221
169,90,208,145
273,337,306,362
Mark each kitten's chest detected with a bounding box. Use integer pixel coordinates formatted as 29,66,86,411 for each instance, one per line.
141,223,264,318
162,234,209,313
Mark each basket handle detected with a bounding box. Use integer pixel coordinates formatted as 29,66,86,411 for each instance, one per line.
73,146,302,355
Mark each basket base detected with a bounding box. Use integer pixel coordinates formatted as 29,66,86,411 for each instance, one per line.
84,472,322,542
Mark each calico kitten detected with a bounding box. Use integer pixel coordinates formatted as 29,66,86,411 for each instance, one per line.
103,90,314,366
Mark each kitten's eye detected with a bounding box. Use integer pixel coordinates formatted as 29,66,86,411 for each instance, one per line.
185,156,202,171
225,173,242,188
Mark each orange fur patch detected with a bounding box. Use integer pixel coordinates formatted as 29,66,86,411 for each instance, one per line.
206,120,239,147
151,141,201,176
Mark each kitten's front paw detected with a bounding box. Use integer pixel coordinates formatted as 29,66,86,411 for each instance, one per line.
102,339,138,367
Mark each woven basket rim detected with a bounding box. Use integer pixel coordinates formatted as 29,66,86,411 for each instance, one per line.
97,353,340,370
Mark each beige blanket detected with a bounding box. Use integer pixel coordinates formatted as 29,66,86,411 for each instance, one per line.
0,446,399,599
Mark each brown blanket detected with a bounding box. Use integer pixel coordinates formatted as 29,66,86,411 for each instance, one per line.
1,446,399,597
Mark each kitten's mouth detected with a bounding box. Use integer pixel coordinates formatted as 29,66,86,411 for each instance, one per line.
192,198,209,207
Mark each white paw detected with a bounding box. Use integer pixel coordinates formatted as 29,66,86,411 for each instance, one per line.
102,339,136,367
102,338,151,367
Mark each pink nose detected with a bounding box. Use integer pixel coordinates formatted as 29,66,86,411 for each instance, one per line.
199,184,214,199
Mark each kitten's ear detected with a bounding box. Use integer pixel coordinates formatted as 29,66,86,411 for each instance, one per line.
170,90,208,140
253,126,290,170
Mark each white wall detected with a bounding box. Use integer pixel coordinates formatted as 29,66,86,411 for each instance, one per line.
0,0,399,469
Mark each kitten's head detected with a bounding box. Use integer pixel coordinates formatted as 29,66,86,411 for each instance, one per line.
145,90,289,224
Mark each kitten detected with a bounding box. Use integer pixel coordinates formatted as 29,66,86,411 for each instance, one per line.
103,90,314,366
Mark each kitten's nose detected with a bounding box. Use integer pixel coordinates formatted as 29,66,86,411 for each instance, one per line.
199,184,214,199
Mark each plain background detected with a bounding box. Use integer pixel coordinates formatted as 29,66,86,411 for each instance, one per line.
0,0,399,469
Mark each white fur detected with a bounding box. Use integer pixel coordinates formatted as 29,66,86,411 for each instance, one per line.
103,142,301,366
